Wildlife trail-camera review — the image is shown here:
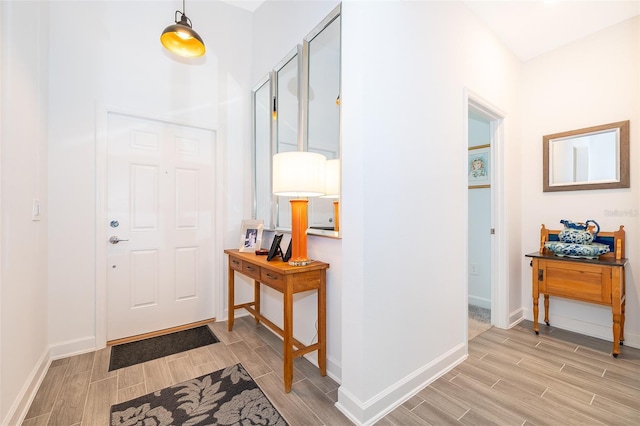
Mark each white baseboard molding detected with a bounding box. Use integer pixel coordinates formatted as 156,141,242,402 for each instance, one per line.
523,309,639,349
335,343,467,426
509,307,525,328
49,336,96,360
2,348,50,426
468,295,491,309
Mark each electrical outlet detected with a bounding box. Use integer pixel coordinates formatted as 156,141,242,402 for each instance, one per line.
470,263,480,275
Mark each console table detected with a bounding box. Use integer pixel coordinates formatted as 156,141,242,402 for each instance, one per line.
526,225,627,357
224,249,329,392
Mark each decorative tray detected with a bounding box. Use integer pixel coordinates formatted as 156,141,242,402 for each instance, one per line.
544,241,610,259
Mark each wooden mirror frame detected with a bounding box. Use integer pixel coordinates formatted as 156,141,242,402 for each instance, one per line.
543,120,630,192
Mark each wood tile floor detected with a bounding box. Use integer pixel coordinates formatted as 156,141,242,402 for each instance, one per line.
379,320,640,426
22,318,640,425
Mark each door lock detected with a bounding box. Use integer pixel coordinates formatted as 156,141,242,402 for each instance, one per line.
109,236,129,244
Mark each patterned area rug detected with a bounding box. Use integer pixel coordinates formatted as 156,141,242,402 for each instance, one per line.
110,363,287,426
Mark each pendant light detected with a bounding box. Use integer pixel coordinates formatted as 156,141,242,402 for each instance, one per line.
160,0,206,58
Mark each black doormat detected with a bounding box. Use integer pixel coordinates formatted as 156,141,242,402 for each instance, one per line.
110,363,288,425
109,325,219,371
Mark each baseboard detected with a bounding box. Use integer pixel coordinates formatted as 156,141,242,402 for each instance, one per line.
509,307,525,327
468,295,491,309
523,309,640,349
49,336,96,359
2,348,50,426
335,343,467,425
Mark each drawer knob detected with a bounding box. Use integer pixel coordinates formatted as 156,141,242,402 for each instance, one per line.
266,273,278,280
246,266,256,271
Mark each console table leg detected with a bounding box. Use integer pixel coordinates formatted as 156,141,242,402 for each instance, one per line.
532,260,540,335
533,297,539,335
254,280,261,325
228,265,235,331
612,313,622,357
283,285,293,392
620,298,626,344
544,295,550,326
318,274,327,376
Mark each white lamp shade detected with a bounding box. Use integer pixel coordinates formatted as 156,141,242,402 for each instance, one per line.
322,159,340,198
273,152,327,197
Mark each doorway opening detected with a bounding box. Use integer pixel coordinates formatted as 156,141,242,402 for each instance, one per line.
466,91,508,340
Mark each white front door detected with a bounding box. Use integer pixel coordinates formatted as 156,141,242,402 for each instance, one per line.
106,112,215,341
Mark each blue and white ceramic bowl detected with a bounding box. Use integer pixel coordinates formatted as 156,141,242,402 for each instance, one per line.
544,241,610,259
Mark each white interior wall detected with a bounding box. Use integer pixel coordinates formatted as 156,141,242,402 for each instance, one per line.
339,1,523,423
0,1,49,423
520,16,640,347
47,0,252,354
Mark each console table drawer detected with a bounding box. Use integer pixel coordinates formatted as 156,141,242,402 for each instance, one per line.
241,262,261,280
261,269,285,290
229,257,242,272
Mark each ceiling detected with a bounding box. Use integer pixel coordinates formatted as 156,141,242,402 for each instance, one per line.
463,1,640,61
222,1,640,62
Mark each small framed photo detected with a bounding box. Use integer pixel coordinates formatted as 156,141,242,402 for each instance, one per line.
468,145,490,189
282,240,292,262
239,220,264,252
267,234,283,261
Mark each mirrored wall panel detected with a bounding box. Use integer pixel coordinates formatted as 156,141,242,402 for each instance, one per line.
276,46,302,155
252,75,273,227
274,46,302,229
305,5,341,236
252,5,342,238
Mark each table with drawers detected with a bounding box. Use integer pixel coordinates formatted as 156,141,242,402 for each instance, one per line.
224,249,329,392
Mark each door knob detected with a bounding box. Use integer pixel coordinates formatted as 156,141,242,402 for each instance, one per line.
109,236,129,244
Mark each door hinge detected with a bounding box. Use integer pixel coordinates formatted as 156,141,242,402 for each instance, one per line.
490,228,495,235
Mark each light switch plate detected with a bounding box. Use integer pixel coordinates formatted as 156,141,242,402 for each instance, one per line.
32,199,41,221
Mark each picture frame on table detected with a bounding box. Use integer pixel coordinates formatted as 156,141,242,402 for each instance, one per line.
468,145,490,189
239,220,264,252
267,234,284,261
282,240,292,262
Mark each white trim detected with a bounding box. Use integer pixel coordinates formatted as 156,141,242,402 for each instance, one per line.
335,344,467,426
523,309,640,350
469,295,491,310
464,88,510,331
94,105,221,347
49,336,96,360
0,1,4,421
2,349,50,426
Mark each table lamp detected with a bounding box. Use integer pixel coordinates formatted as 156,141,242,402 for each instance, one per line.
273,152,326,265
321,159,341,232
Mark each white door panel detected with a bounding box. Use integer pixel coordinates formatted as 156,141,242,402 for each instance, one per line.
106,113,215,341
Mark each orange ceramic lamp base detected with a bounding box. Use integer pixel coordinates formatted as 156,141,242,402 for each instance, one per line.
289,199,311,266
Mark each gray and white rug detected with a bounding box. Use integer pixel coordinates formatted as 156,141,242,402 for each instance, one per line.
110,363,287,426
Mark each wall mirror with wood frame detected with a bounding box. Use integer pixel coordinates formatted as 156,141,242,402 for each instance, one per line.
543,120,630,192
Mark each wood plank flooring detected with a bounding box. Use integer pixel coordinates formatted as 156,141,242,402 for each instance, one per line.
22,318,640,425
381,320,640,426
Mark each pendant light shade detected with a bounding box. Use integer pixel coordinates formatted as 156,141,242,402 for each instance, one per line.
160,1,205,58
